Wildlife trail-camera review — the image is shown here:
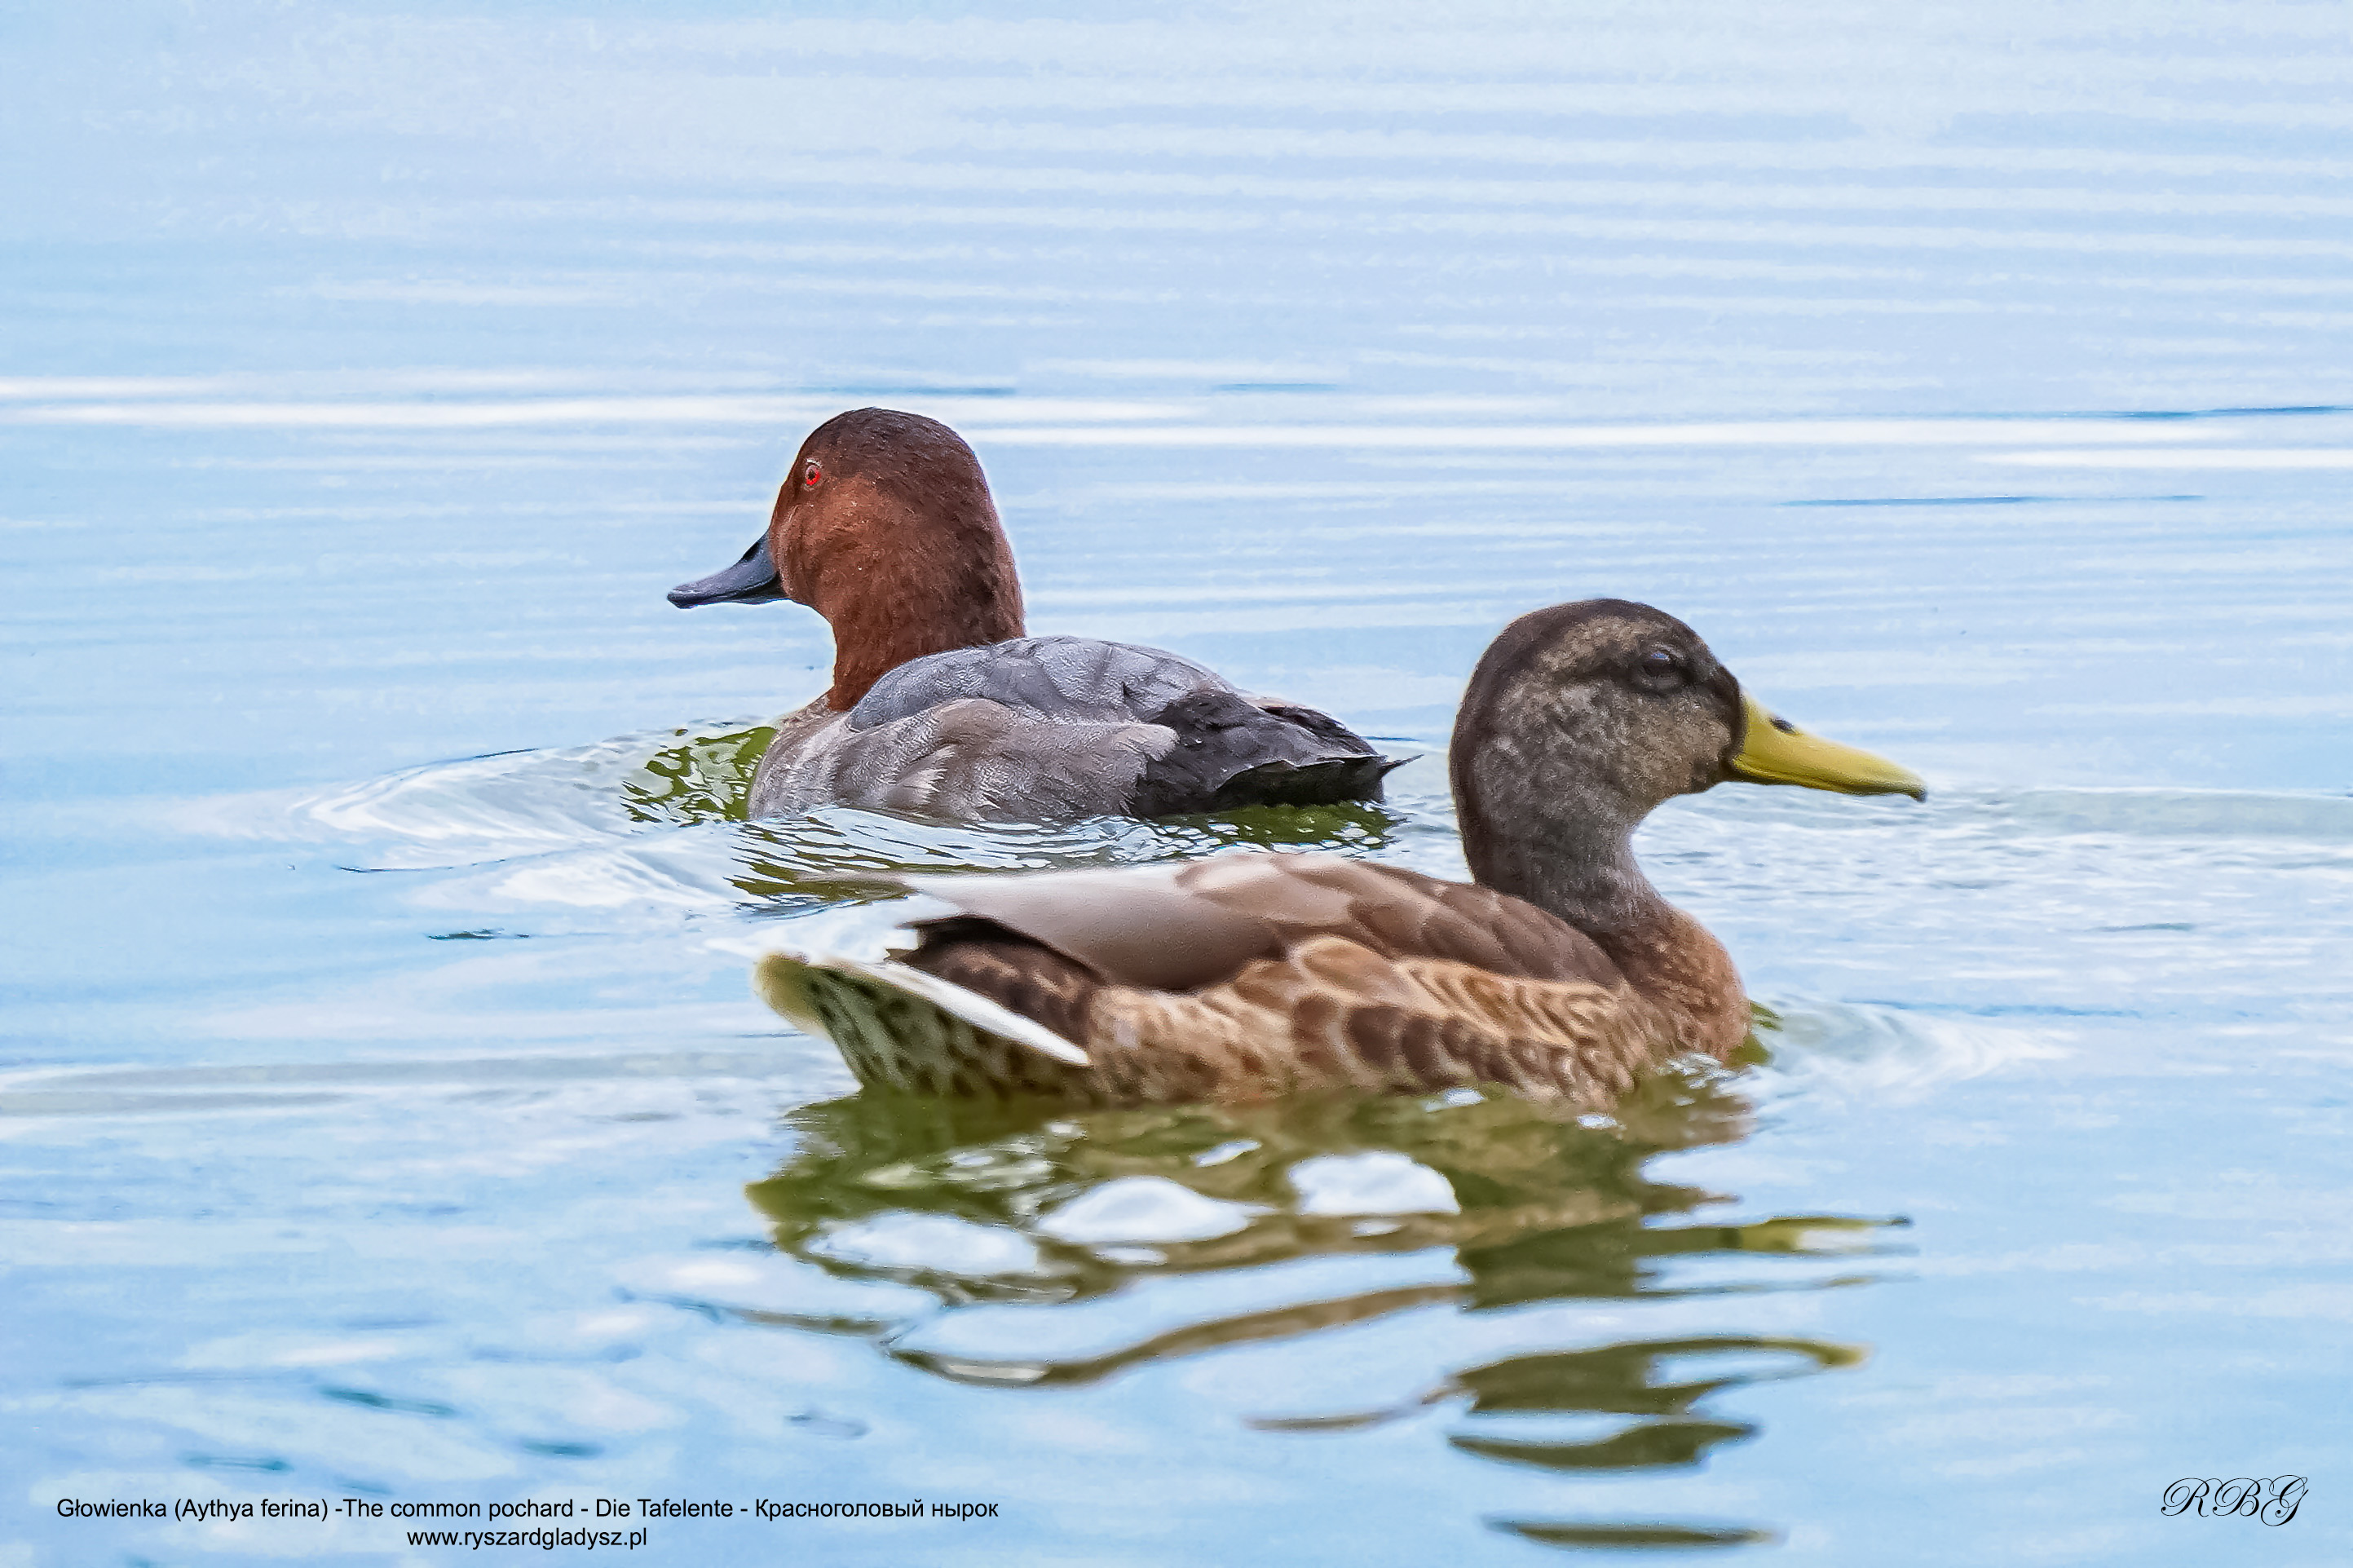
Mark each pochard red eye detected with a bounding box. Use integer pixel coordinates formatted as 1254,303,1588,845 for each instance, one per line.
803,461,823,488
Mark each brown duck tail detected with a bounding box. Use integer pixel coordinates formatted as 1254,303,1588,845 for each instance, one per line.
753,951,1092,1098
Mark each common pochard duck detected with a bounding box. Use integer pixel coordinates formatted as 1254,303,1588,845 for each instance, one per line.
671,408,1402,821
751,600,1926,1105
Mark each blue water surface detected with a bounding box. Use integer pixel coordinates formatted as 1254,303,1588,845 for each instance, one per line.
3,2,2350,1563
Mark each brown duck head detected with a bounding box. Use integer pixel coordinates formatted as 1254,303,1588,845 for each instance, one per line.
669,408,1026,710
1449,599,1924,931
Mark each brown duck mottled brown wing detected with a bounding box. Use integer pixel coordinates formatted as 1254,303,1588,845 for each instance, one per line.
876,927,1662,1106
1181,854,1628,987
899,852,1627,994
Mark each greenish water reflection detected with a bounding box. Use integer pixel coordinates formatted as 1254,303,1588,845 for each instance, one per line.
1491,1519,1781,1551
621,724,776,825
745,1071,1892,1548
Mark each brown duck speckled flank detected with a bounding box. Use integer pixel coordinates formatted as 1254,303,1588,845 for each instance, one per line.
754,599,1927,1108
668,408,1404,823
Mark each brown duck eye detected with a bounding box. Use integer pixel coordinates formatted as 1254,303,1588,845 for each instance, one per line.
803,461,823,488
1640,647,1683,681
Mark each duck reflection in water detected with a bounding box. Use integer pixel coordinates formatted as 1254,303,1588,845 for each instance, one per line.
739,1067,1900,1549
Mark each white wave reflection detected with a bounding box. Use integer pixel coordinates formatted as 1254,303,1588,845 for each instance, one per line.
183,730,697,868
1755,1005,2073,1102
1993,447,2353,469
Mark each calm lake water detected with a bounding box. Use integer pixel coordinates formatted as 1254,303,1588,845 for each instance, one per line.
5,3,2351,1563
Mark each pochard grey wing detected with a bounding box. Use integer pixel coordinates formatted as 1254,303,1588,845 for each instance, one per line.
748,698,1176,821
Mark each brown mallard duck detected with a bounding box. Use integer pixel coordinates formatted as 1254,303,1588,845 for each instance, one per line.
754,599,1923,1106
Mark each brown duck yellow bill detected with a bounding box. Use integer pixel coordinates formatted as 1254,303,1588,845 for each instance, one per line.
1729,691,1926,801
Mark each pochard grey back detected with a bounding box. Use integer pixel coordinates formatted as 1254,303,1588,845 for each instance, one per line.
848,637,1225,731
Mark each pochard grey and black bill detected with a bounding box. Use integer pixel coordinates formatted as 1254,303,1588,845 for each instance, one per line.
669,535,784,608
